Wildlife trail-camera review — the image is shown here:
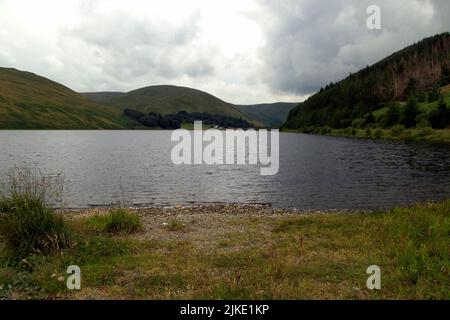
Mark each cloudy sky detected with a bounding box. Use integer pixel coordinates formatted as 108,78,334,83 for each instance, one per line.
0,0,449,104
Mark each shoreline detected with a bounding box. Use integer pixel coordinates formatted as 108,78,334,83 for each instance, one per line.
281,127,450,145
61,203,370,217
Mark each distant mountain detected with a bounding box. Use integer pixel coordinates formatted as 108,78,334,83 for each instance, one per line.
82,85,247,121
284,32,450,130
0,68,129,129
236,103,298,128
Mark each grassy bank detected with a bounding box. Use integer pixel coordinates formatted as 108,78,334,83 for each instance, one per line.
0,200,449,300
283,127,450,145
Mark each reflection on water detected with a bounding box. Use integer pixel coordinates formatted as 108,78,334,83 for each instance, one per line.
0,130,449,210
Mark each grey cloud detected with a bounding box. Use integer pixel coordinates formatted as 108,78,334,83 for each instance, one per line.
1,0,448,103
60,7,215,88
255,0,450,96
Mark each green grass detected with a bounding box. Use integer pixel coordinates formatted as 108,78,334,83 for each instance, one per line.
325,127,450,144
79,209,143,235
0,167,71,263
1,200,449,299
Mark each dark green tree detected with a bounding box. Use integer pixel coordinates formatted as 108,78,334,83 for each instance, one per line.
383,103,401,127
440,64,450,86
429,98,450,129
404,77,418,97
428,86,441,102
401,96,420,128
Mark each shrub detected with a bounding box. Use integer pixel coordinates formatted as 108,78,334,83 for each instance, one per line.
429,98,450,129
415,113,431,128
83,209,142,235
382,104,401,128
351,118,366,129
390,125,406,137
427,87,441,103
343,127,353,135
415,127,433,137
166,220,187,232
0,167,70,262
373,128,383,139
318,126,331,135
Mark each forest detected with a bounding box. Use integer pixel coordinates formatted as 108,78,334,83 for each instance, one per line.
124,109,253,129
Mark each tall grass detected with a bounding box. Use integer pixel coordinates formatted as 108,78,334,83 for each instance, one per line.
0,167,71,262
389,201,450,299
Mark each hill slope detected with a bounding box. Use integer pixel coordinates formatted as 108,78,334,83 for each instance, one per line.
236,103,297,128
284,33,450,130
81,92,125,103
0,68,129,129
83,85,247,120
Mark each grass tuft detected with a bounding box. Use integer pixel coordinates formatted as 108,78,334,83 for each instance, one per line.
0,167,70,263
166,219,187,232
82,209,142,235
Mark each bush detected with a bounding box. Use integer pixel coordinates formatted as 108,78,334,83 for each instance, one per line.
351,118,366,129
166,219,187,232
83,209,142,235
429,98,450,129
415,127,433,137
343,127,353,135
415,113,431,128
0,167,70,262
373,128,383,139
382,103,401,128
427,87,441,103
317,126,332,135
390,125,406,137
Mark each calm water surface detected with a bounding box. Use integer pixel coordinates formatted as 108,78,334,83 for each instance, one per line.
0,130,449,210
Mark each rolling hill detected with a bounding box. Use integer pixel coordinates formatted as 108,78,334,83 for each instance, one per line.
82,87,297,128
236,103,297,128
284,33,450,130
0,68,130,129
82,85,247,120
0,68,297,129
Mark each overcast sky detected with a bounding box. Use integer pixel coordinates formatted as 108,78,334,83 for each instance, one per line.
0,0,449,104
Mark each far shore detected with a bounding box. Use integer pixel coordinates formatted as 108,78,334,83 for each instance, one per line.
282,127,450,145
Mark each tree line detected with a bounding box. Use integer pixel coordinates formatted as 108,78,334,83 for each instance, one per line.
124,109,253,129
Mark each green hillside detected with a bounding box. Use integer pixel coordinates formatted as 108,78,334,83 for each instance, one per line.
236,102,297,128
81,92,125,103
84,85,247,120
284,33,450,131
0,68,130,129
